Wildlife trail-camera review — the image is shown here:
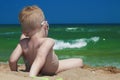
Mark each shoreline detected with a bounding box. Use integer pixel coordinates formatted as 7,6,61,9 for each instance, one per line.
1,62,120,80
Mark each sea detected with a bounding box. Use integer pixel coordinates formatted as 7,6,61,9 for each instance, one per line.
0,24,120,68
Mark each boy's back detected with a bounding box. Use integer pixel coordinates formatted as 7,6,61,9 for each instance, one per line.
20,37,59,75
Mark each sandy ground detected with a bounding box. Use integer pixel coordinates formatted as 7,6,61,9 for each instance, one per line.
0,62,120,80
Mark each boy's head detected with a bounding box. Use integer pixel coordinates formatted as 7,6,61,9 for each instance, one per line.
19,5,45,36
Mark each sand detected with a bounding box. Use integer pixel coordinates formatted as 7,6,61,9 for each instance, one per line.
0,62,120,80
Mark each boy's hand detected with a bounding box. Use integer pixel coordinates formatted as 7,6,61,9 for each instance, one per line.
20,34,28,40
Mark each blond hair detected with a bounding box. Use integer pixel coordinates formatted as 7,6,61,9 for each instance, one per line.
19,5,45,31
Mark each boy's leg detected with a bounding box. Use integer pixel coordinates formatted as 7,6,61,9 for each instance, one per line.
56,58,83,73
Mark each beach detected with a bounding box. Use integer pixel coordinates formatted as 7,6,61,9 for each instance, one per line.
0,24,120,80
0,62,120,80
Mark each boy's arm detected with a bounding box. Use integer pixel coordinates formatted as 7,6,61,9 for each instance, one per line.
9,43,23,71
29,38,55,77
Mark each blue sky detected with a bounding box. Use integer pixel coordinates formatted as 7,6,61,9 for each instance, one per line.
0,0,120,24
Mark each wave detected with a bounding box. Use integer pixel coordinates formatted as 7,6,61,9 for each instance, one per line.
66,27,78,31
54,36,100,50
0,32,20,35
54,39,87,50
88,37,100,42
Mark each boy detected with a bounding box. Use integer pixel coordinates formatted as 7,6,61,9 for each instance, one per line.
9,5,83,77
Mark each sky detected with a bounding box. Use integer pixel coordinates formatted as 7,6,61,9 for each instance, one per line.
0,0,120,24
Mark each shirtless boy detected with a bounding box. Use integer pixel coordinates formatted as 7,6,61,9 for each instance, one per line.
9,5,83,77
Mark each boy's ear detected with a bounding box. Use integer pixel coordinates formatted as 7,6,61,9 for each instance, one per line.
41,21,49,30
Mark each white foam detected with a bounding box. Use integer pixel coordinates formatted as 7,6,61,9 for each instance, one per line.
54,36,100,50
90,37,100,42
66,27,78,31
103,38,106,41
54,39,87,50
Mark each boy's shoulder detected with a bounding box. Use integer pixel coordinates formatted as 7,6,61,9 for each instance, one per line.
39,38,55,43
36,38,55,47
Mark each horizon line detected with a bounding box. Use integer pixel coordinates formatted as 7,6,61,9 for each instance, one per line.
0,23,120,25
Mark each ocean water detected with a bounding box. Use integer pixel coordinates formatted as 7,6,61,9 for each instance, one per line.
0,24,120,68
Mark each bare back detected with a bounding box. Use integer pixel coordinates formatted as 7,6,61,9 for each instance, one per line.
20,38,59,75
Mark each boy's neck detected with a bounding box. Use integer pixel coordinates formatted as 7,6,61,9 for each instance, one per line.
30,30,44,40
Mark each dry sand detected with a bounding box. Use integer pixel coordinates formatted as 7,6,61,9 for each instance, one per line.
0,62,120,80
